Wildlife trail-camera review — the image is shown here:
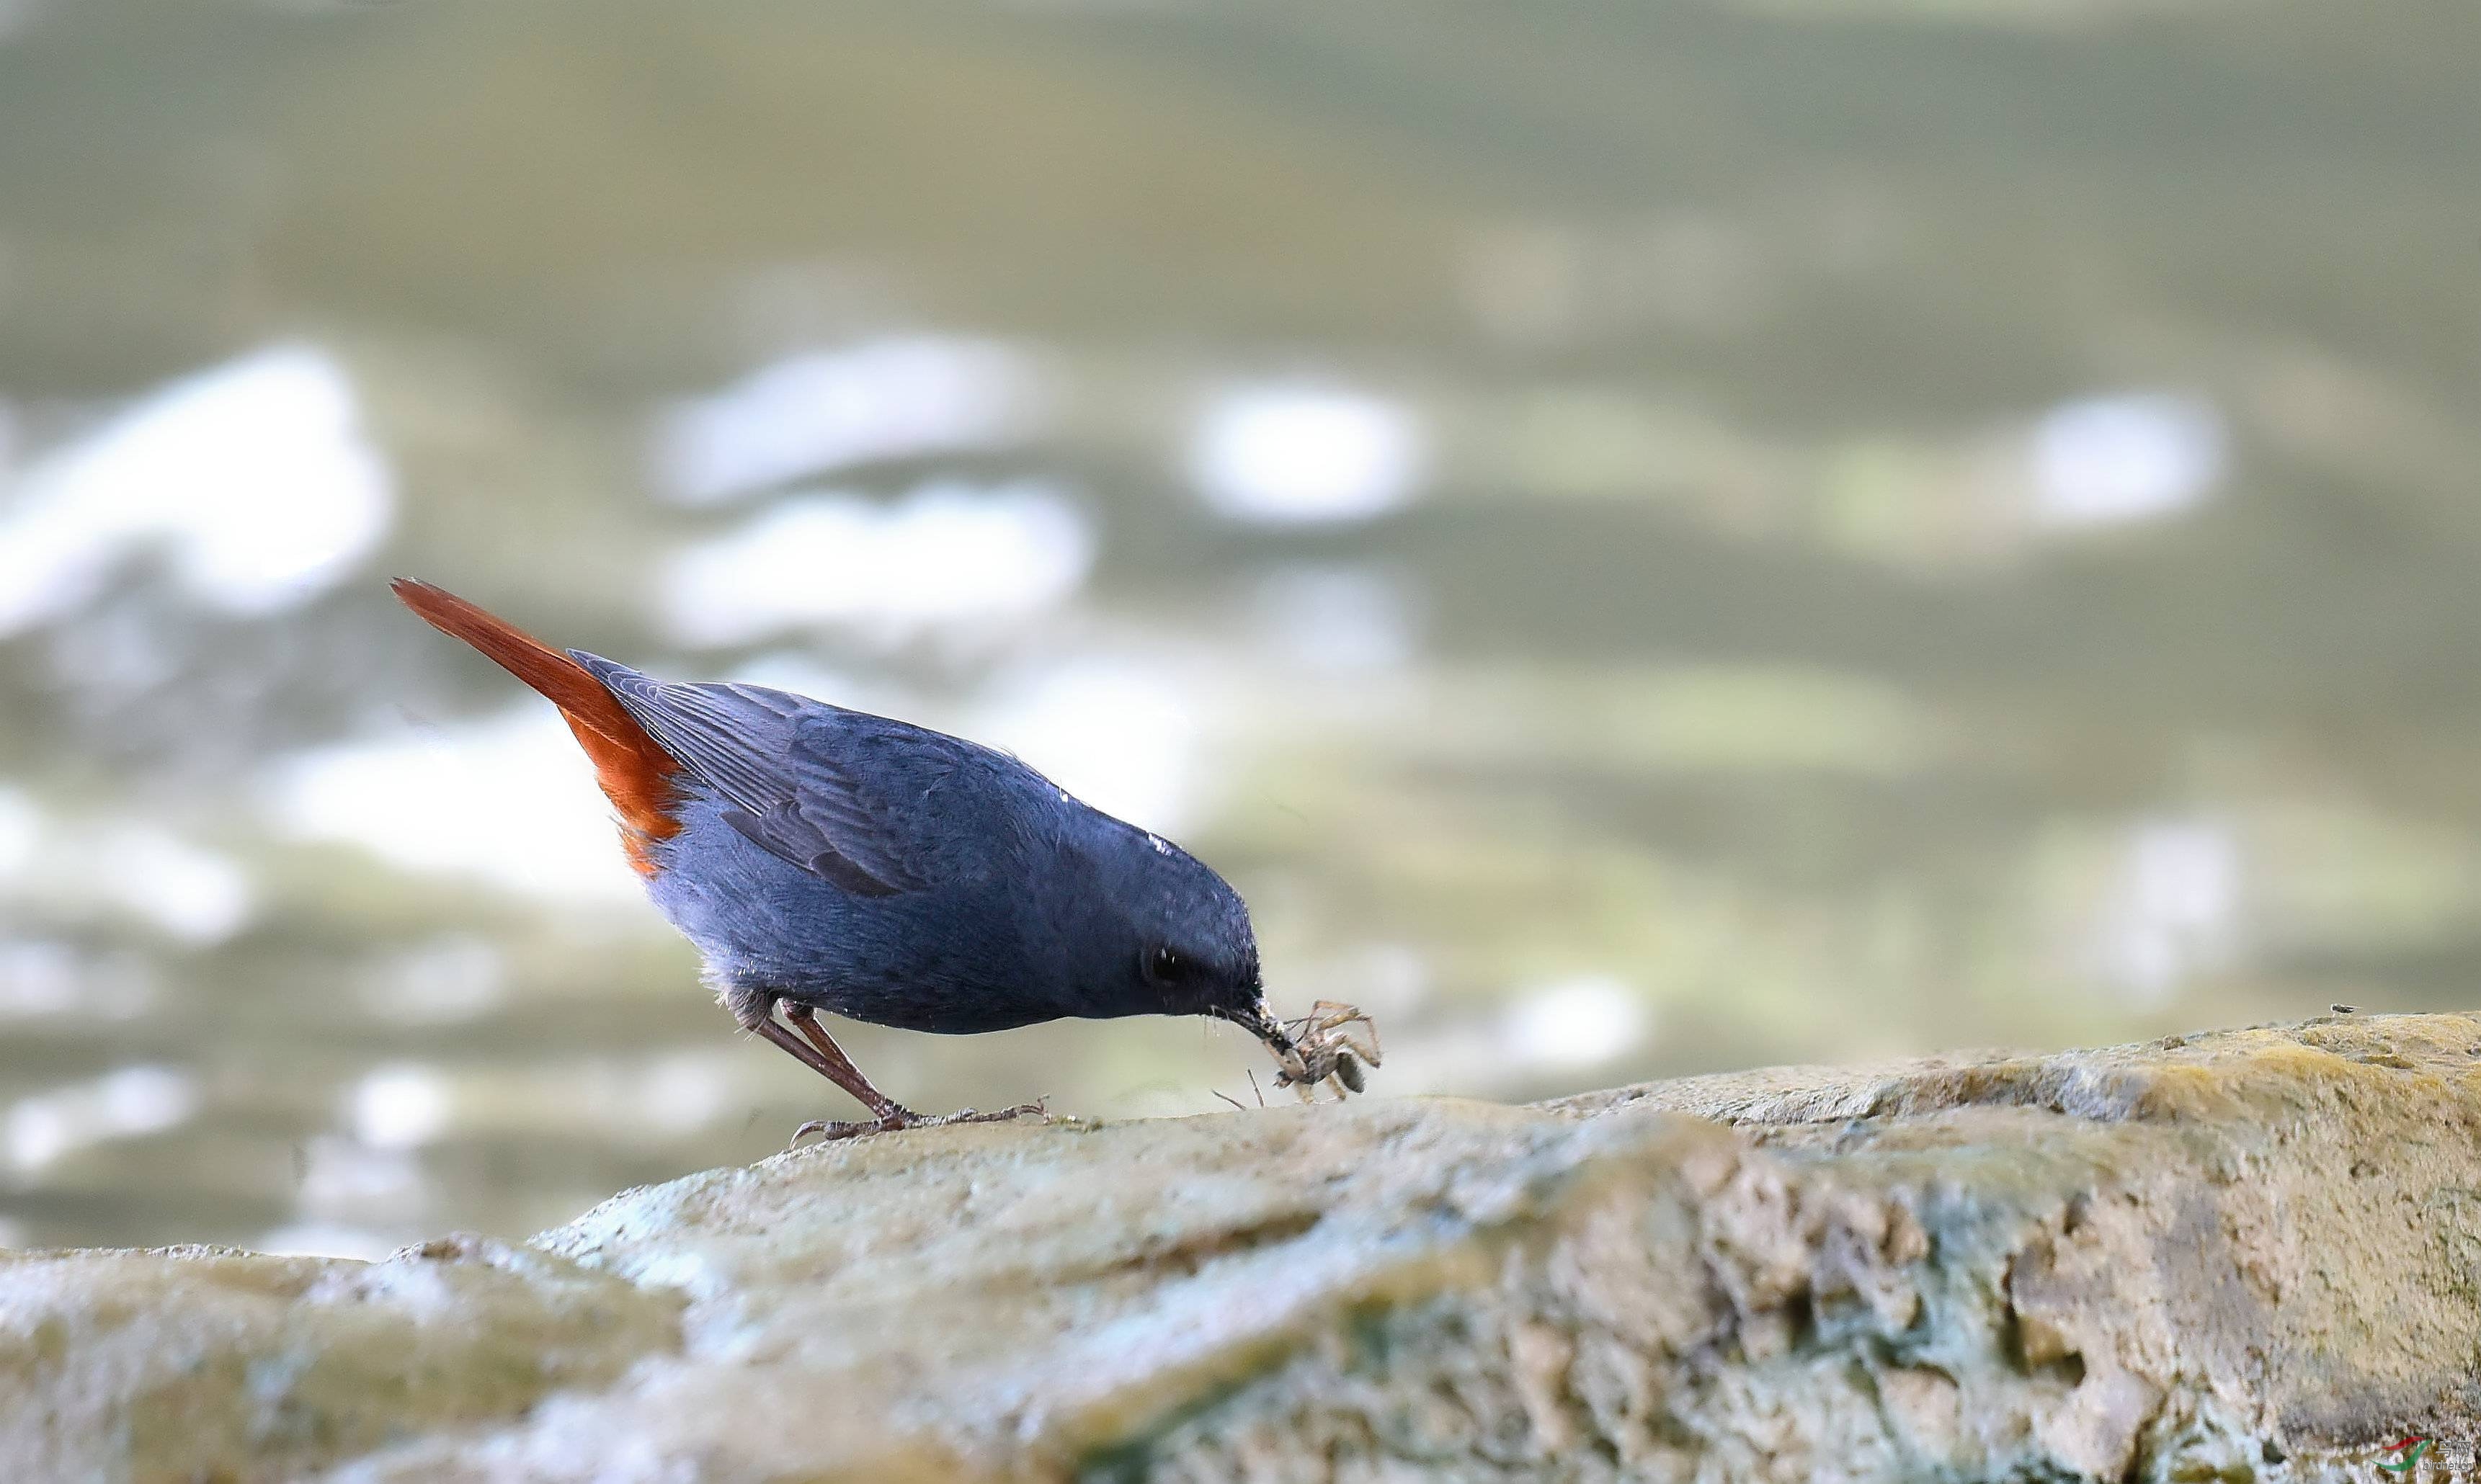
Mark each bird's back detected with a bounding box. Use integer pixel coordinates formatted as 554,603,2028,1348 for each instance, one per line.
597,667,1088,1032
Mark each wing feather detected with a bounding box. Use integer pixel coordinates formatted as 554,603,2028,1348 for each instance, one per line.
575,656,937,895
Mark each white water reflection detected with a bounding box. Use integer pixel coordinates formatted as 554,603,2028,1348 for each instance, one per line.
339,1052,745,1158
637,1052,739,1135
1188,383,1426,525
659,481,1094,646
5,1065,200,1174
1286,942,1433,1021
0,942,155,1020
0,942,81,1017
1378,977,1654,1094
1249,566,1422,674
0,791,253,946
254,1223,403,1263
653,336,1043,505
90,824,254,944
2031,392,2225,529
349,1063,453,1150
1504,975,1652,1070
971,656,1205,835
0,345,392,634
296,1134,433,1228
2087,817,2242,1001
264,705,650,904
0,785,36,876
358,936,509,1025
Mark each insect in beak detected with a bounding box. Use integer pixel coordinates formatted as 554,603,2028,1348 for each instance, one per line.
1218,999,1381,1103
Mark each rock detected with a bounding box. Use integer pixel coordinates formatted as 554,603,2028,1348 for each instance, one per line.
4,1013,2476,1481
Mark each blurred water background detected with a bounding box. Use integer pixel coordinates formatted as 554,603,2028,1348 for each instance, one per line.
1,0,2475,1252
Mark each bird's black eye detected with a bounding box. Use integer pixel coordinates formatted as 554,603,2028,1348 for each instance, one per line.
1144,946,1189,985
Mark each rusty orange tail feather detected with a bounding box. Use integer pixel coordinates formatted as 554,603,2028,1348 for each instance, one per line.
391,578,682,873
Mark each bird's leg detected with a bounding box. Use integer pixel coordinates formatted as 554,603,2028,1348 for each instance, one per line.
772,1005,909,1122
778,1004,1046,1145
724,986,908,1134
741,1014,904,1122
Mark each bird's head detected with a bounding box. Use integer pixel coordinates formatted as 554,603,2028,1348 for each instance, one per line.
1067,820,1275,1038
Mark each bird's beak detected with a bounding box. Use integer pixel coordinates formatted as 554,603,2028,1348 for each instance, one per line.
1215,998,1292,1055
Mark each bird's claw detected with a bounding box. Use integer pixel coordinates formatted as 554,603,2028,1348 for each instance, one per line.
789,1097,1051,1148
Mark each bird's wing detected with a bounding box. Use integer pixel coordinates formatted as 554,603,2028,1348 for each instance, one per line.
574,656,947,895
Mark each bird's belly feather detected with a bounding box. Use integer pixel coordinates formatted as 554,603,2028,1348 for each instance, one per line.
641,796,1059,1034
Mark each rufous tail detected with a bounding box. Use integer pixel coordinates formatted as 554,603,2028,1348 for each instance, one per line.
391,578,681,874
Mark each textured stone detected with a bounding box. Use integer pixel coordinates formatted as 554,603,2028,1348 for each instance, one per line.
3,1013,2476,1481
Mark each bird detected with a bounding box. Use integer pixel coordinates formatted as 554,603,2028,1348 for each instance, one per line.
391,578,1290,1141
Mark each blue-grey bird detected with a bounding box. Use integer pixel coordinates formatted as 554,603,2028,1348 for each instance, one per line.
392,579,1289,1140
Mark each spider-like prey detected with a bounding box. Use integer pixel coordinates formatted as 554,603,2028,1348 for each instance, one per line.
1265,1001,1381,1101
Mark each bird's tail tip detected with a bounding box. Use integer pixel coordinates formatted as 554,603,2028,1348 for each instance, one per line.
384,574,685,867
389,576,463,620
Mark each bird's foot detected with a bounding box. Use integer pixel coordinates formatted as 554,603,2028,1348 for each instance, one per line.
790,1097,1049,1147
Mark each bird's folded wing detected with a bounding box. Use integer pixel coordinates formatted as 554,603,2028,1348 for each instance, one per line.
574,656,939,896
